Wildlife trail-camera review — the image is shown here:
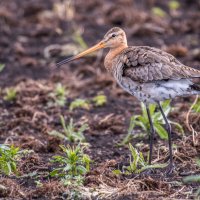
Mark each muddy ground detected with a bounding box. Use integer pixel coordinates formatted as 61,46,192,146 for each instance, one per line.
0,0,200,199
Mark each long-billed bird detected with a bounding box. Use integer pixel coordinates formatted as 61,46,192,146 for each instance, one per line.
56,27,200,174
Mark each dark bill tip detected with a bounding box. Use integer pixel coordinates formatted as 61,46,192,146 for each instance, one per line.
56,56,75,67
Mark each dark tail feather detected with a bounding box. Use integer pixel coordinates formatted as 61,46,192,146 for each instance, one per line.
190,83,200,94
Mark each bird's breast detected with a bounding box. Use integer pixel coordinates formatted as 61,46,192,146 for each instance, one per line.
104,54,113,73
104,46,127,73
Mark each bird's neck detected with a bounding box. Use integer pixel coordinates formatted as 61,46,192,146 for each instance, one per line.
104,44,128,73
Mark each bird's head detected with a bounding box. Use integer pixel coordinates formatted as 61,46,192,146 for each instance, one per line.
56,27,127,67
102,27,127,48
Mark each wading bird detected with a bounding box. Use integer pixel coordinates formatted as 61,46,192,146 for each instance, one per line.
57,27,200,173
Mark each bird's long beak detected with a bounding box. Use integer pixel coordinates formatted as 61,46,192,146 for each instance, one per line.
56,41,105,67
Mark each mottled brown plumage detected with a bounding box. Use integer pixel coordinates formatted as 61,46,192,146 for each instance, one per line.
56,27,200,174
118,46,200,83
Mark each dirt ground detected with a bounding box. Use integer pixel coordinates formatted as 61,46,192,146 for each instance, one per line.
0,0,200,199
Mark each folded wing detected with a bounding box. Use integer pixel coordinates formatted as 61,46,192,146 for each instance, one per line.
120,46,200,83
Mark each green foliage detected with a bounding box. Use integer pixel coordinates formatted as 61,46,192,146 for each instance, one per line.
4,88,17,101
168,0,180,10
183,175,200,183
50,144,91,186
92,95,107,106
48,116,88,143
112,169,122,176
69,94,107,111
69,98,90,111
35,180,43,188
73,31,88,50
49,83,68,106
113,144,167,175
0,144,20,175
121,100,183,145
193,98,200,113
183,159,200,197
126,143,148,173
0,64,5,73
151,7,167,17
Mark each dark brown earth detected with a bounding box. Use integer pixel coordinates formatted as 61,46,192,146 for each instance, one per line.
0,0,199,199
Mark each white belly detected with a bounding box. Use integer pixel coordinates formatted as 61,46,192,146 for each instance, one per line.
117,77,195,104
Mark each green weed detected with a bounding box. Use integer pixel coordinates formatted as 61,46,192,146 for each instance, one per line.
193,98,200,113
0,144,20,175
0,64,5,73
35,180,43,188
168,0,180,10
151,7,167,18
92,94,107,106
113,144,167,175
49,83,68,107
73,31,88,50
50,144,91,186
4,88,17,101
69,98,90,111
121,100,183,145
48,116,88,143
183,160,200,197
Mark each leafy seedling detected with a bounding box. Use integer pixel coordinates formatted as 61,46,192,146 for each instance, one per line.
92,94,107,106
48,116,88,143
121,100,183,145
193,98,200,113
73,31,88,50
4,88,17,101
50,144,91,186
0,64,5,73
113,144,167,175
183,160,200,197
0,144,20,175
69,98,90,111
168,0,180,10
49,83,68,106
151,7,167,18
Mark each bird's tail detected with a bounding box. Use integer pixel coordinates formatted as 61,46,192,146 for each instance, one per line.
190,83,200,94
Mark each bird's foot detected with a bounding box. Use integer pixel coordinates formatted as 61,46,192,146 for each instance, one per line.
140,162,175,177
140,168,156,176
164,162,174,175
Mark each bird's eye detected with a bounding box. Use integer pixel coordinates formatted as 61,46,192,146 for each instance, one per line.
112,34,116,38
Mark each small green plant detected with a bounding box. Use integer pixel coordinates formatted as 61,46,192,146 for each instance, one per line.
183,160,200,197
183,175,200,183
92,94,107,106
121,100,183,145
151,7,167,18
73,31,88,50
48,116,88,143
0,144,20,175
113,144,167,175
193,98,200,113
69,98,90,111
4,88,17,101
168,0,180,10
35,180,43,188
49,83,68,106
50,144,91,186
0,64,5,73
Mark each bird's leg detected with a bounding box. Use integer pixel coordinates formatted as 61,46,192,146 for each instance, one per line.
146,105,155,165
157,102,173,174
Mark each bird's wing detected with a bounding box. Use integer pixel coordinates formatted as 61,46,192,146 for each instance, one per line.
119,46,200,83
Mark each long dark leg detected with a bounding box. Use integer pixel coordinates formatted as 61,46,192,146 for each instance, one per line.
157,102,173,173
146,105,155,165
